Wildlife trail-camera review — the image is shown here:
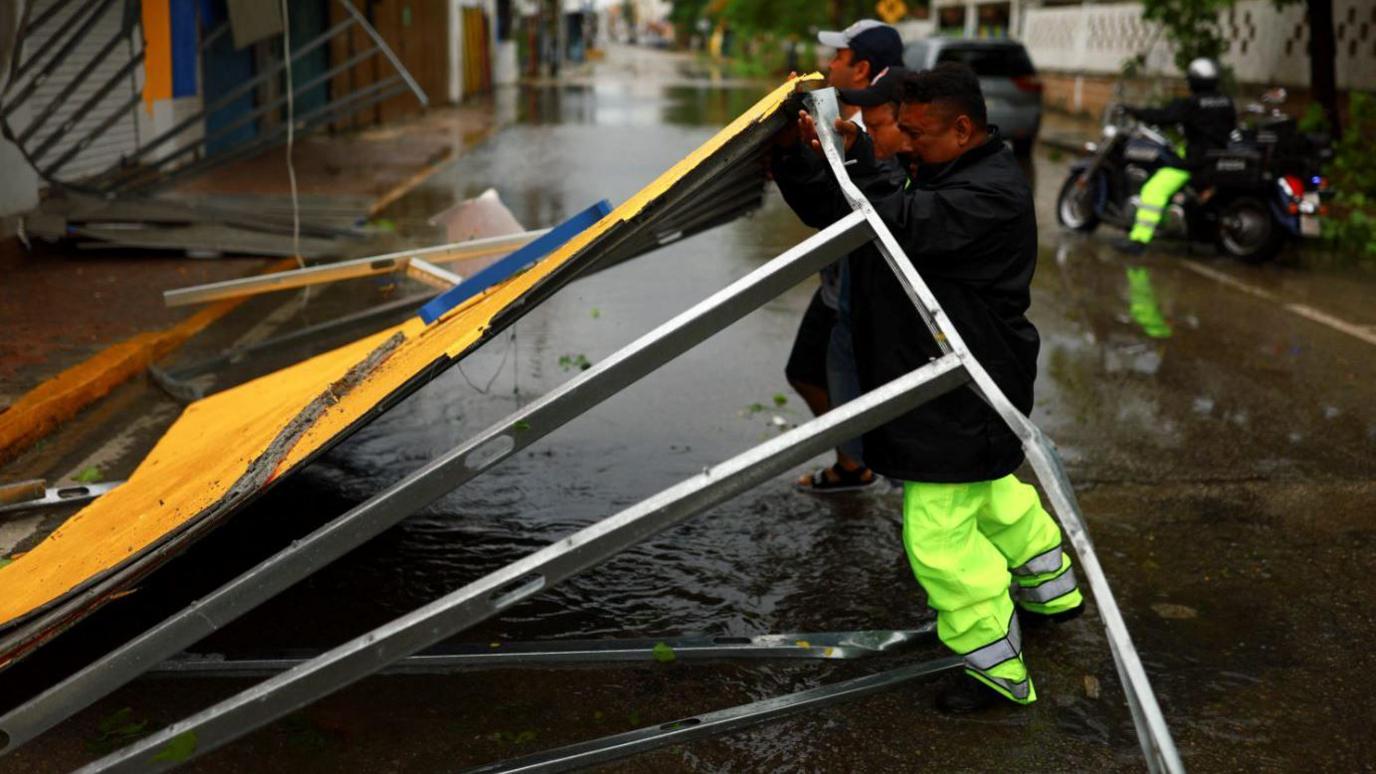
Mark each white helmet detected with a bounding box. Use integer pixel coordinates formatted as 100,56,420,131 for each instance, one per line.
1186,58,1221,93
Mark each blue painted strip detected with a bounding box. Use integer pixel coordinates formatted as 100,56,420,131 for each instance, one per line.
418,200,613,325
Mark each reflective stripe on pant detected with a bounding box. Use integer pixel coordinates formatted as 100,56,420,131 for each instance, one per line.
1129,167,1191,244
902,475,1084,704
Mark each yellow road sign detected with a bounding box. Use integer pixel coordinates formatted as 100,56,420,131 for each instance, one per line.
877,0,907,24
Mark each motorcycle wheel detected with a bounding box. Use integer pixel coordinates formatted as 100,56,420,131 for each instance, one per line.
1215,195,1283,264
1056,171,1100,232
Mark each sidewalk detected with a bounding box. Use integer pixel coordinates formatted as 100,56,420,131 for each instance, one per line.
0,100,501,472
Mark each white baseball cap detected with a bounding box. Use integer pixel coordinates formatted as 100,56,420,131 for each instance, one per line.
818,19,888,49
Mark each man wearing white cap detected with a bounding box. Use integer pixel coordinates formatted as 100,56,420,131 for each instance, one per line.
786,20,904,493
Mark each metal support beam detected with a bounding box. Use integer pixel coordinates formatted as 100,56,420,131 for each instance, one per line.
337,0,428,107
148,627,934,677
78,355,970,772
405,259,463,290
465,656,964,773
162,229,548,307
0,211,874,757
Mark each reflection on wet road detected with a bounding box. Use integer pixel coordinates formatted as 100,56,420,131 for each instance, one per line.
15,47,1376,773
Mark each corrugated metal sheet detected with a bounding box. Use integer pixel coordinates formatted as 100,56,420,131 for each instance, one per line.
11,0,141,183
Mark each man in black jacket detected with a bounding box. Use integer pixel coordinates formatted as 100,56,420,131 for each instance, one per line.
1120,57,1237,253
774,63,1084,712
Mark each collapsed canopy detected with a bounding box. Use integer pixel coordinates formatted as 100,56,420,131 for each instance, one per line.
0,74,819,671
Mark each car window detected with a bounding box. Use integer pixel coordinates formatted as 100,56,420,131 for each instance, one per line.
935,46,1035,77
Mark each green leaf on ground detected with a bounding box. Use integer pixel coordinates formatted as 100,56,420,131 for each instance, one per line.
590,307,601,319
151,731,198,763
86,707,151,754
651,641,677,663
557,353,592,372
512,419,531,432
772,393,788,407
75,466,101,483
745,402,765,414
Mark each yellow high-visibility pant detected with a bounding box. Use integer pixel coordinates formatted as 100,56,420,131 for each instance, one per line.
903,475,1084,703
1130,167,1191,244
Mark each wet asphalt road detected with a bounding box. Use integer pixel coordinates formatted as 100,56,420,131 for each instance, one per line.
6,46,1376,772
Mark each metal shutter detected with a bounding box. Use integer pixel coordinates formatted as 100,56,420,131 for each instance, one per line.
11,0,142,183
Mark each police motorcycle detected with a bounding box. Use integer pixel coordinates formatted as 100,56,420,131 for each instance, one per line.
1055,90,1331,264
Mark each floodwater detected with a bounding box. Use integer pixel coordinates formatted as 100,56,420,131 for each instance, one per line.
6,47,1376,772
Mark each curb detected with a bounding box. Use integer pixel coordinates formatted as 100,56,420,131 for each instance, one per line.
0,258,297,468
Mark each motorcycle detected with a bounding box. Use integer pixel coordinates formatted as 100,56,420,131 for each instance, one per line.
1055,91,1332,263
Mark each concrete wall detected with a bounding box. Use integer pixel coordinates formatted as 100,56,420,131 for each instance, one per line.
1021,0,1376,90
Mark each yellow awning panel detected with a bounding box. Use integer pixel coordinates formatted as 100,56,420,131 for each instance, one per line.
0,75,820,669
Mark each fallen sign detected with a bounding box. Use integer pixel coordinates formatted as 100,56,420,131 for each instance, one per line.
0,82,1181,773
0,72,803,747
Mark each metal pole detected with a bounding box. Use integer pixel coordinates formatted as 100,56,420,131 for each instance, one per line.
465,656,964,773
78,355,969,772
337,0,429,106
162,229,548,307
147,627,935,677
0,212,873,757
406,259,463,289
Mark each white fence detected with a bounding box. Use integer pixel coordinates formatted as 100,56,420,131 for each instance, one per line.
1020,0,1376,90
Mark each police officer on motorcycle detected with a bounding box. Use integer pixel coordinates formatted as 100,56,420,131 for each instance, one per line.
1118,57,1237,254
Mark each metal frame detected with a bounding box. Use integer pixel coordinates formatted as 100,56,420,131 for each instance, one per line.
162,230,548,307
0,89,1182,773
0,209,874,759
464,656,964,773
148,627,935,677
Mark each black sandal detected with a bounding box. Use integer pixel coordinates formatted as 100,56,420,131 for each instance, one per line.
795,463,879,494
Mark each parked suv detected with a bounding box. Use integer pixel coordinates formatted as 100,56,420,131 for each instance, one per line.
902,38,1043,156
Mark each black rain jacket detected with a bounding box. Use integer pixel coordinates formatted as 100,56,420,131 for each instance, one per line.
1131,91,1237,169
772,131,1038,483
